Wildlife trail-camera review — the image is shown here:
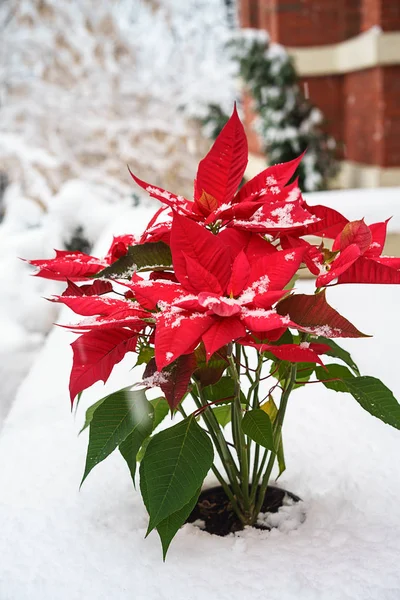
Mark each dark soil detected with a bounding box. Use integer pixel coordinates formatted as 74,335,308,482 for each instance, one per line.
186,485,301,536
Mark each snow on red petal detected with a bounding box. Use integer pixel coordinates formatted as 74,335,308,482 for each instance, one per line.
241,309,291,333
276,290,368,338
249,247,306,292
128,279,183,310
298,204,348,238
128,167,192,214
316,244,361,287
228,250,250,297
195,105,248,206
51,295,131,317
28,251,106,281
202,317,246,359
234,152,305,204
364,219,390,257
69,328,138,402
159,353,197,411
170,213,231,293
155,312,214,371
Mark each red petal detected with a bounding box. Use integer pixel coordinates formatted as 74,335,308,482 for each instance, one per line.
276,290,368,338
128,279,183,310
128,167,192,214
61,279,113,297
227,251,250,296
195,105,248,206
69,328,138,402
51,295,131,317
234,152,305,203
316,244,361,287
249,247,306,292
332,219,372,254
170,213,231,293
155,312,214,370
241,309,291,333
159,354,197,411
244,342,325,366
183,253,223,295
298,204,348,238
28,251,106,281
202,317,246,359
253,290,288,309
337,256,400,284
364,219,390,257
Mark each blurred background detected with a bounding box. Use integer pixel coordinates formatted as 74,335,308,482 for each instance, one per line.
0,0,399,423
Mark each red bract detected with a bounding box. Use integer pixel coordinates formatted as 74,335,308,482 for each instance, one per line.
128,107,317,236
317,219,400,286
28,235,136,282
130,213,306,370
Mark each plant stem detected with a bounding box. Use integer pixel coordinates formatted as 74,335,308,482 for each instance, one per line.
228,346,251,517
252,363,298,521
192,385,242,499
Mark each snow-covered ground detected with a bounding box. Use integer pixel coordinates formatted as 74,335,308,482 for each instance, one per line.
1,198,400,600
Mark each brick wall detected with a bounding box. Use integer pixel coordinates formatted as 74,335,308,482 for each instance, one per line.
239,0,400,173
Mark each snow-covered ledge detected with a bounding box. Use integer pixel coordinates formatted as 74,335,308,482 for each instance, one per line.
287,27,400,77
1,206,400,599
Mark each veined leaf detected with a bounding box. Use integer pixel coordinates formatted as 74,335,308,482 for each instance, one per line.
140,472,201,560
150,397,170,429
82,389,153,485
312,337,360,375
94,241,172,279
242,409,275,451
203,376,244,404
343,376,400,430
140,415,213,532
315,363,355,392
212,404,232,428
123,397,170,474
80,386,132,433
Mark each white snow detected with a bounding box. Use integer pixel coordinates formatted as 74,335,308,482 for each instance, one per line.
1,275,400,599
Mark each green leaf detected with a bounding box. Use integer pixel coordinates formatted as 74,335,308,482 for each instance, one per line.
135,345,155,367
140,471,200,559
156,488,201,560
276,436,286,480
121,397,169,480
293,362,315,389
94,241,172,279
316,363,355,392
136,435,151,463
343,376,400,430
212,404,232,428
140,415,213,532
313,337,360,376
79,385,133,434
150,397,170,429
79,397,107,434
242,409,275,451
82,389,153,485
203,376,244,404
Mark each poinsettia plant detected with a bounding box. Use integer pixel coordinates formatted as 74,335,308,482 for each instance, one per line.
29,107,400,558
